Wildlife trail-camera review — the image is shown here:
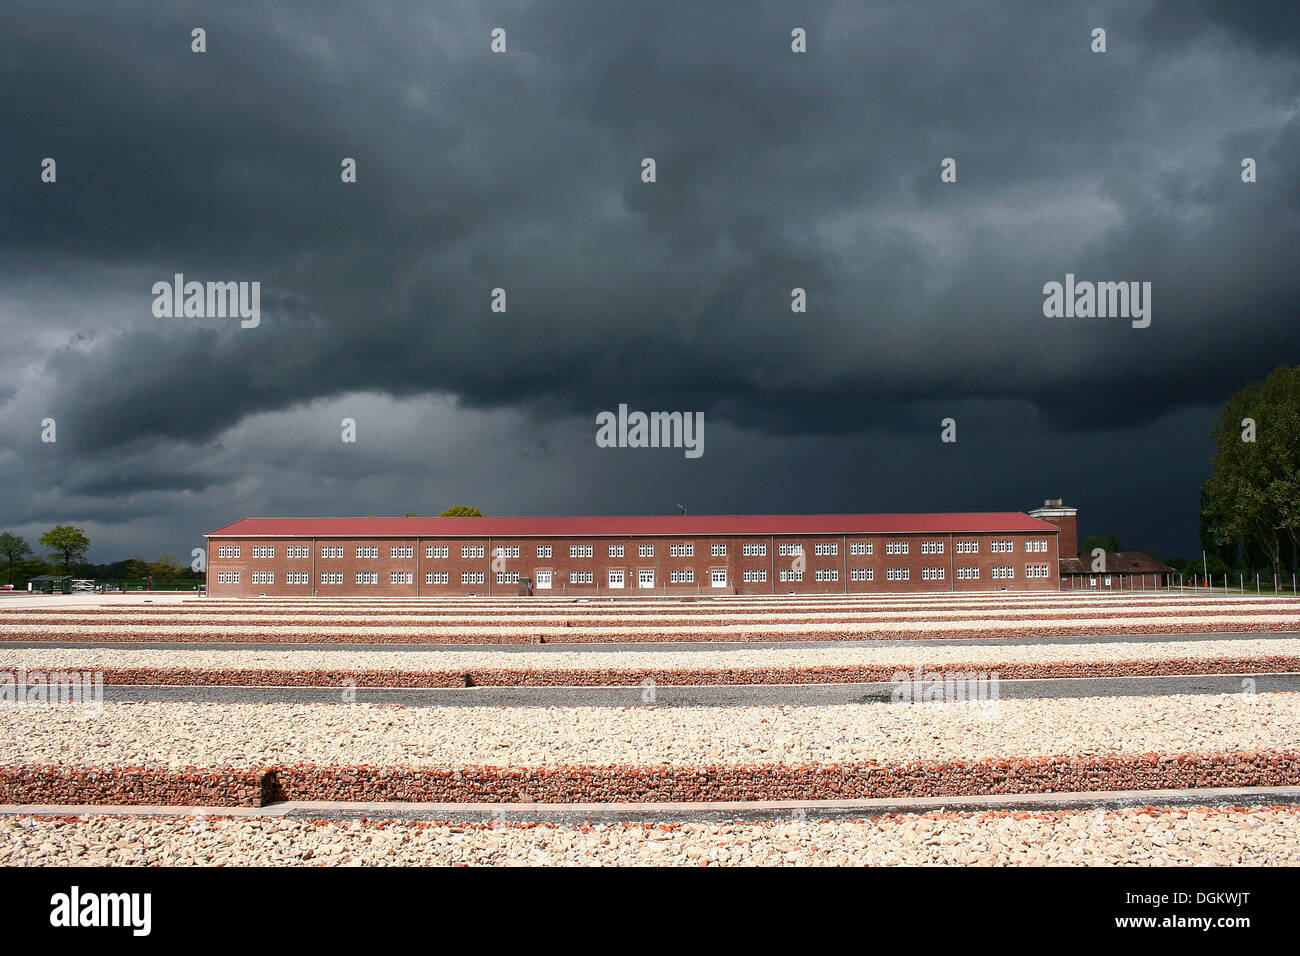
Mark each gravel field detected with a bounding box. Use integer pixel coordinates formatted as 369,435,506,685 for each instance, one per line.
4,592,1296,862
3,694,1296,768
3,804,1295,865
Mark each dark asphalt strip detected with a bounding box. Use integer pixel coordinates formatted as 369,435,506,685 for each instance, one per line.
4,786,1300,824
90,672,1300,706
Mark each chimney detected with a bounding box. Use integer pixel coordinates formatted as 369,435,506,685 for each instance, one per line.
1027,498,1078,558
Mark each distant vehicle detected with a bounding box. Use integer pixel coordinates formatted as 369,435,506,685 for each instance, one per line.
0,584,13,591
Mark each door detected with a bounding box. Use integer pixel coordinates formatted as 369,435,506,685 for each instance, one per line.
608,569,625,589
535,570,552,590
638,569,655,589
710,568,727,588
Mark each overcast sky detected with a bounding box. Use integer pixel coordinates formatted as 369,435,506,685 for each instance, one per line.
2,0,1297,563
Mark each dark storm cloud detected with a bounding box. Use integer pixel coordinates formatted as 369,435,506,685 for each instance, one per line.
0,0,1297,557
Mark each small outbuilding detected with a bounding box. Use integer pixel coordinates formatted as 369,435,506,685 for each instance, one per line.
27,574,74,594
1059,553,1175,590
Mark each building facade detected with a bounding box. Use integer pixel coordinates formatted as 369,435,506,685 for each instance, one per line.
204,512,1062,597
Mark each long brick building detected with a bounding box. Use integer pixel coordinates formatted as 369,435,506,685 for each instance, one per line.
204,510,1064,597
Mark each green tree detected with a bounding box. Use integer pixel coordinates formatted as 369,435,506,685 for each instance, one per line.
1199,483,1238,568
438,505,484,517
1203,364,1300,580
147,554,184,581
0,532,32,585
1081,532,1123,555
39,525,90,573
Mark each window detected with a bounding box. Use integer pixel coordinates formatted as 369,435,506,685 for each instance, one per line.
1026,564,1050,579
217,570,240,583
991,540,1014,553
286,571,309,585
710,568,727,587
957,567,979,580
462,545,485,559
638,544,654,557
991,566,1014,579
743,569,768,582
743,543,767,556
920,541,944,555
886,541,908,555
850,568,872,581
638,569,655,588
569,570,594,584
355,571,378,584
286,545,310,559
849,541,871,556
955,540,979,554
217,546,240,558
671,569,695,583
426,545,449,559
495,545,520,559
320,571,343,584
779,569,803,582
569,544,594,558
814,568,839,582
814,542,838,556
251,571,274,584
390,546,414,559
496,571,520,584
608,569,625,588
1026,539,1049,553
778,542,802,556
320,545,343,558
608,544,625,557
355,545,379,559
670,543,694,557
251,545,275,558
390,571,413,584
462,571,486,584
425,571,449,585
711,543,727,557
886,568,910,581
921,567,945,580
535,545,552,558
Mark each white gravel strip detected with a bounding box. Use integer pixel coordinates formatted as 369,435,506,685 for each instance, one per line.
1,693,1294,769
2,612,1296,638
2,804,1295,865
3,638,1299,674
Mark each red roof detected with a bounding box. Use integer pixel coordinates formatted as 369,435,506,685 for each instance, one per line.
207,513,1059,538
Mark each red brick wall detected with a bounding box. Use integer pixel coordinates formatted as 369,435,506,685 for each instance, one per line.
206,529,1061,597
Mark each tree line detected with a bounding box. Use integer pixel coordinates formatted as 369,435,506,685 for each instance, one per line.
0,525,198,588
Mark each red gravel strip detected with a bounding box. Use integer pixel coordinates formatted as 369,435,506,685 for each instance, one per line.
59,655,1300,687
4,750,1297,806
0,766,269,807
